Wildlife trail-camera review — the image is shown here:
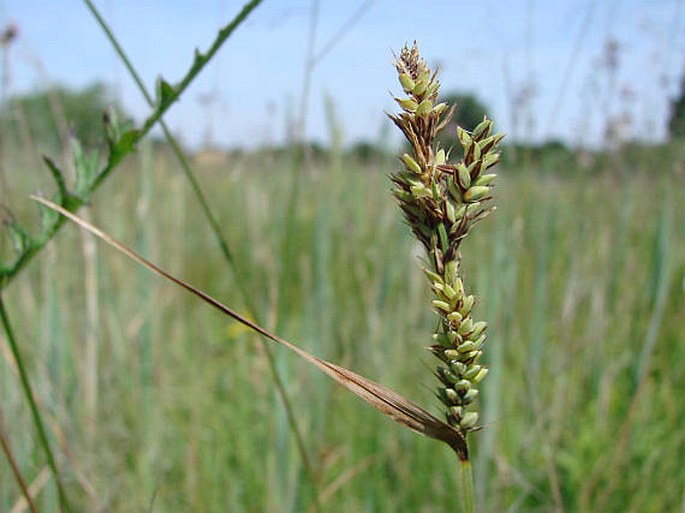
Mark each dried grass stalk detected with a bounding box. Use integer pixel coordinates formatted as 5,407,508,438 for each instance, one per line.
30,195,469,460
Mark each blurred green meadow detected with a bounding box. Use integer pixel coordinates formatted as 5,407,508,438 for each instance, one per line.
1,136,684,512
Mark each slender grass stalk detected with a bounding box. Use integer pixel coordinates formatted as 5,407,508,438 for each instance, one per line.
0,295,70,513
83,2,322,509
0,413,38,513
458,460,474,513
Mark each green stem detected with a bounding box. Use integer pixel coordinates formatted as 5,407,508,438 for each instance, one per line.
459,458,474,513
0,295,71,512
83,2,322,510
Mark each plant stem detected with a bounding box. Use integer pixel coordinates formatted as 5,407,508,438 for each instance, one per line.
459,457,475,513
0,295,70,512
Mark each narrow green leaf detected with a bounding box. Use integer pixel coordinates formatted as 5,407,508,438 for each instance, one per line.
42,156,68,200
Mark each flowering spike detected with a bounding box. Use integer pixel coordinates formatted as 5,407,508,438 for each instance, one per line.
388,43,504,437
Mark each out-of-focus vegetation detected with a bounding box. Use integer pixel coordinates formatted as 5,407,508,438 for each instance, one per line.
1,73,684,512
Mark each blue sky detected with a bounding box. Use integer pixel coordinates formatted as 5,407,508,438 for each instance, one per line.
2,0,685,149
